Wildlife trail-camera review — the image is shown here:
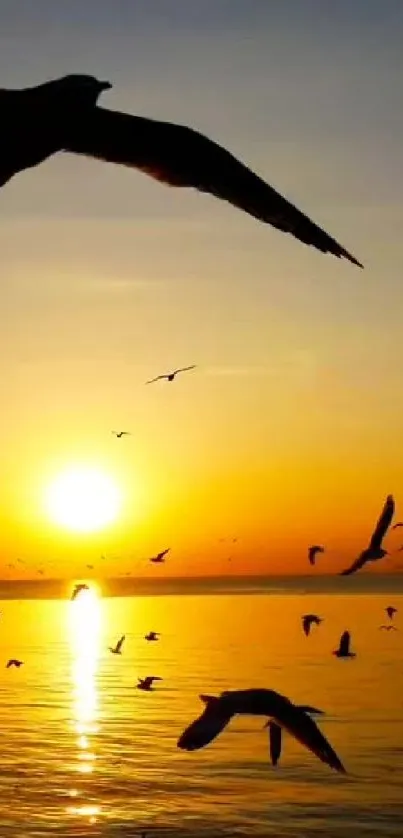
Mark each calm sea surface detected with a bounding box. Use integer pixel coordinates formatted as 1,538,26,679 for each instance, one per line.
0,576,402,837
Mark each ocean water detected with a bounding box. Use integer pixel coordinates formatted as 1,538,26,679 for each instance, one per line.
0,578,402,837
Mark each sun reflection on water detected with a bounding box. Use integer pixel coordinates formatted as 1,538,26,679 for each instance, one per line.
67,586,102,823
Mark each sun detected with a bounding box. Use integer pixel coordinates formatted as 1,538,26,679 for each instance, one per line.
45,466,121,533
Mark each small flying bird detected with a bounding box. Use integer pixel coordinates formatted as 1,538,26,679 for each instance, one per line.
379,625,397,631
265,705,325,766
340,495,394,576
302,614,322,636
0,75,362,267
392,522,403,529
109,635,125,655
178,689,345,772
137,676,162,691
386,606,397,620
150,548,170,564
333,631,356,658
308,545,325,566
6,659,23,668
112,431,131,438
71,583,90,601
145,631,159,641
146,366,196,385
86,564,94,570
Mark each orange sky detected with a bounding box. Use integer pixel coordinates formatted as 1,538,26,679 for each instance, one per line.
1,2,403,578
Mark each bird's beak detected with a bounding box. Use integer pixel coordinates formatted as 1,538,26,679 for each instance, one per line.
99,80,112,91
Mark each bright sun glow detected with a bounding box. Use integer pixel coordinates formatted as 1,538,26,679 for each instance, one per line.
45,466,121,533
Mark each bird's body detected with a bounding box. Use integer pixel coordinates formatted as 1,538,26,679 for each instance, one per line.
109,635,125,655
146,366,196,385
6,659,23,668
150,548,170,564
137,676,162,691
308,545,325,566
333,631,356,658
386,606,397,620
302,614,322,636
178,689,344,773
112,431,131,438
0,75,362,267
340,495,394,576
266,705,324,766
71,583,89,601
145,631,159,641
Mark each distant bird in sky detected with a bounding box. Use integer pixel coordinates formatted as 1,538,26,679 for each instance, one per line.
0,75,362,267
333,631,356,658
145,632,159,642
6,659,23,668
178,689,345,772
265,705,325,766
340,495,394,576
71,583,89,600
86,564,94,570
109,635,125,655
308,545,325,566
150,548,170,564
302,614,322,636
379,625,397,631
392,522,403,529
386,606,397,620
112,431,131,438
137,676,162,691
146,366,196,385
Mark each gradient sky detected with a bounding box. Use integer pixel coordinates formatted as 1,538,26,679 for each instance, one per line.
1,0,403,578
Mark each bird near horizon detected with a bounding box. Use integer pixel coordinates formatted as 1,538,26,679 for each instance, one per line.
150,548,170,563
0,74,362,267
145,631,159,641
340,495,394,576
302,614,322,636
109,635,125,655
146,366,196,385
6,659,23,668
308,545,325,566
386,606,397,620
71,583,89,600
137,676,162,691
178,689,345,773
333,631,356,658
265,705,325,766
379,625,397,631
112,430,131,438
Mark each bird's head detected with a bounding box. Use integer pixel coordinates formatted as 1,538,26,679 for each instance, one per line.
45,74,112,108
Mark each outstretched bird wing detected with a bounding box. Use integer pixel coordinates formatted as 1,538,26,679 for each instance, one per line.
173,365,196,375
302,616,311,636
340,552,368,576
65,108,363,268
339,631,350,655
297,705,324,715
267,721,282,766
369,495,394,550
146,375,167,385
177,695,234,751
116,635,125,653
273,701,345,773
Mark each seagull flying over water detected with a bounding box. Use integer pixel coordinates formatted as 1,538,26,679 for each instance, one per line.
333,631,356,658
265,705,325,766
6,659,23,668
150,548,170,564
109,635,125,655
146,366,196,385
145,631,159,642
178,689,345,772
112,430,131,438
71,583,90,600
379,625,397,631
0,75,362,268
308,545,325,566
340,495,394,576
302,614,322,636
137,676,162,691
386,606,397,620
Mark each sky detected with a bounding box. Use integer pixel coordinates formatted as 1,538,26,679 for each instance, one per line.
1,0,403,579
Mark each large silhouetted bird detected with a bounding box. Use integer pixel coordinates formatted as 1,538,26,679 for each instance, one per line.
146,366,196,384
340,495,394,576
178,689,345,772
0,74,362,267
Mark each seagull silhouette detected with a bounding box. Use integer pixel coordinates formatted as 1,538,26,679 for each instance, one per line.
6,659,23,668
333,631,356,658
112,431,131,438
150,548,170,564
302,614,323,636
137,676,162,691
109,635,125,655
146,366,196,385
71,583,90,600
386,606,397,620
178,689,345,772
308,545,325,566
265,705,325,766
0,75,362,267
340,495,394,576
379,625,397,631
145,631,160,642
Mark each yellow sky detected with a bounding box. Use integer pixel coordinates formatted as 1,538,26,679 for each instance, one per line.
1,3,403,577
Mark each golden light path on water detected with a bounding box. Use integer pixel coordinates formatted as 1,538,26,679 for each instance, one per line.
67,586,102,825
